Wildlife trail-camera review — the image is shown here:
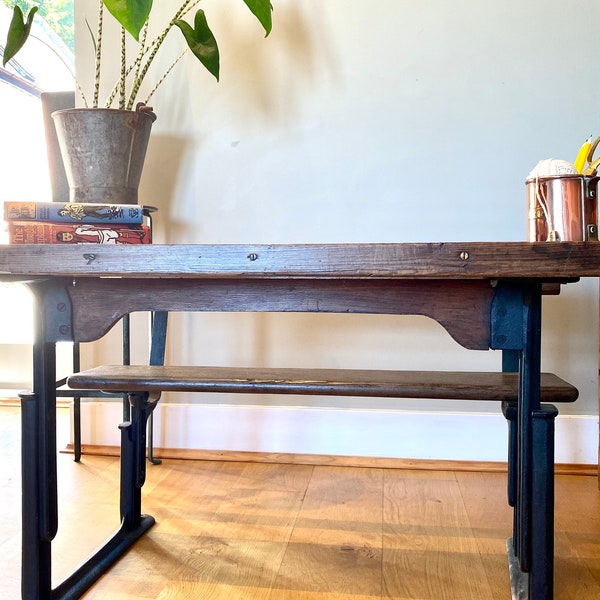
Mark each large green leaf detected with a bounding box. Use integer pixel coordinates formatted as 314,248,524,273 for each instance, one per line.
242,0,273,36
174,10,219,81
2,6,38,67
103,0,152,41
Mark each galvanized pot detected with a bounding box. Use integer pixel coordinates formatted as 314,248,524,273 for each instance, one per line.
52,105,157,204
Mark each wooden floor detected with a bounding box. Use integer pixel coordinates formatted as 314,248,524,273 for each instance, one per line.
2,406,600,599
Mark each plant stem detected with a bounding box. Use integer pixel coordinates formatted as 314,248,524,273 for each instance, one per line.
93,0,104,108
119,27,126,108
127,0,202,109
133,21,149,92
145,49,187,104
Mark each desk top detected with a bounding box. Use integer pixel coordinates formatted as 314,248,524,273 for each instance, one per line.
0,242,598,280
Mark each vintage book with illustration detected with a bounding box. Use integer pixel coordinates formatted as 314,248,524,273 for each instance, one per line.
8,221,152,245
3,201,144,224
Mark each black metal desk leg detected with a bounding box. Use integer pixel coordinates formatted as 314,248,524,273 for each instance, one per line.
517,286,542,572
493,283,554,599
529,405,558,599
20,282,161,600
517,286,558,600
20,392,51,600
21,336,59,600
21,282,64,600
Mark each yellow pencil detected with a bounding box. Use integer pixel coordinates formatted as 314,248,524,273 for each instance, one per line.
574,135,592,173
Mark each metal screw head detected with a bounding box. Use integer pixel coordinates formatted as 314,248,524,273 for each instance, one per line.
459,251,469,260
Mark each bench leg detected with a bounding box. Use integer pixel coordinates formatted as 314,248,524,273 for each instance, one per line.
119,391,158,531
502,350,520,564
72,343,82,463
529,404,558,599
38,392,159,597
506,404,558,600
502,402,518,541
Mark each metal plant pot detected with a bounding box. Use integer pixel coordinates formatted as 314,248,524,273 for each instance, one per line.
52,105,157,204
526,174,598,242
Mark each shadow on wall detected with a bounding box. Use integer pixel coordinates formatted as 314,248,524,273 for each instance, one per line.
138,134,189,243
195,1,338,126
140,3,335,241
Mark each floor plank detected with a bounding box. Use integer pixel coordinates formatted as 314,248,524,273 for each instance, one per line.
553,474,600,599
272,466,383,598
2,406,600,599
383,470,494,599
456,471,513,598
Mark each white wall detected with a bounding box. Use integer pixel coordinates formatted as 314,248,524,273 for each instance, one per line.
75,0,599,462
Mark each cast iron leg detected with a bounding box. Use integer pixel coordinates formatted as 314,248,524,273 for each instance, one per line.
147,311,168,466
502,350,520,554
506,405,557,600
20,392,51,600
50,394,157,600
21,283,157,600
517,286,556,599
529,405,558,599
517,287,542,576
494,284,554,599
122,315,131,423
72,343,81,462
120,391,159,530
502,402,518,523
21,326,59,600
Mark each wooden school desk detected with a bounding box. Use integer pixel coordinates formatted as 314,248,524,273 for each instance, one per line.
1,241,597,600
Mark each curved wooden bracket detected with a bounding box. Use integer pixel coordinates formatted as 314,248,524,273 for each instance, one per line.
66,277,495,350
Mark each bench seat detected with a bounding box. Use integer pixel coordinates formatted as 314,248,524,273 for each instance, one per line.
67,366,578,403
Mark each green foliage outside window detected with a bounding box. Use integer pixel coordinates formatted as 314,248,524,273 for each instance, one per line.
1,0,73,51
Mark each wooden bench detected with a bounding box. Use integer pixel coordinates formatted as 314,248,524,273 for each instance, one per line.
67,365,578,403
68,363,577,591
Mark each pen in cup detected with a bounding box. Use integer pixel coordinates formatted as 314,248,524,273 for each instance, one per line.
574,135,592,173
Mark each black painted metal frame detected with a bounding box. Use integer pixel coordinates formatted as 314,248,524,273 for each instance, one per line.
19,278,558,600
494,284,557,599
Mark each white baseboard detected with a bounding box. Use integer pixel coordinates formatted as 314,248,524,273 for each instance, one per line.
73,402,599,465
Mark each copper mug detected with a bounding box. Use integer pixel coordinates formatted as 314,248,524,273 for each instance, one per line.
526,174,598,241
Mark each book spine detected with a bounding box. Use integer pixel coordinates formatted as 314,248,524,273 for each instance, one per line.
8,222,152,245
3,201,144,224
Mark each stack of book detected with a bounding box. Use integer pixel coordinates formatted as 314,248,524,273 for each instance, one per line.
3,201,152,245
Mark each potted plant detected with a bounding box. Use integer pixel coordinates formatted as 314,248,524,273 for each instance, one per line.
3,0,273,203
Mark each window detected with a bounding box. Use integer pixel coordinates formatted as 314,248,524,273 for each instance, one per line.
0,3,73,348
1,1,74,214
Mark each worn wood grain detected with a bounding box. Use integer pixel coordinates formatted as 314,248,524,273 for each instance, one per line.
65,277,495,348
553,475,600,598
0,242,597,279
456,471,514,597
273,466,383,598
382,470,496,599
68,366,578,402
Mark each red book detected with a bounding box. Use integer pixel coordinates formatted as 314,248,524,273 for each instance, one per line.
7,222,152,245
